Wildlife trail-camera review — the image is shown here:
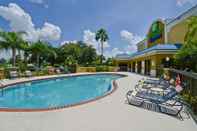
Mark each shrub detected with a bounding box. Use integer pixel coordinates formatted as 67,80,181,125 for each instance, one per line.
77,67,96,72
17,62,27,73
96,66,109,72
181,92,197,115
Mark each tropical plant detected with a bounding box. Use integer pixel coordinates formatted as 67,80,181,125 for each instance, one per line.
59,42,97,66
175,16,197,72
0,31,26,66
105,58,114,66
95,28,109,64
78,45,97,66
22,41,30,64
61,42,80,62
45,45,58,66
29,40,49,68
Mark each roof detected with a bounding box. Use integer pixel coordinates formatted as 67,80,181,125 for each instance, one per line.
135,5,197,49
115,53,131,60
167,4,197,25
164,18,174,24
136,38,146,46
115,44,182,60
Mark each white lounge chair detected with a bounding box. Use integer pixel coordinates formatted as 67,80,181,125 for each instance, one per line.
126,88,183,118
126,90,144,106
9,71,18,79
138,77,170,89
56,69,61,74
142,100,160,112
159,100,183,117
25,70,32,77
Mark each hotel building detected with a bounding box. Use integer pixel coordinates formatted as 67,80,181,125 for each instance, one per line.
114,5,197,77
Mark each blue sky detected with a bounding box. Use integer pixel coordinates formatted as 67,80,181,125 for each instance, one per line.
0,0,197,57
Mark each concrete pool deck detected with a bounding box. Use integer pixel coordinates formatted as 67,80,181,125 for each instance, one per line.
0,72,196,131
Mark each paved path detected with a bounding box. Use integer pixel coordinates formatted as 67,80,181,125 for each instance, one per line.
0,72,196,131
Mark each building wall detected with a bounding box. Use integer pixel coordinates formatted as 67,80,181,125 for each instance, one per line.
115,54,175,76
167,19,188,44
115,7,197,76
114,60,130,71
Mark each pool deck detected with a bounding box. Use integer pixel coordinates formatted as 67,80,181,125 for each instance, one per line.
0,72,196,131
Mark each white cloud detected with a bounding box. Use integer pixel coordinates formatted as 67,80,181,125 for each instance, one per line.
60,40,78,46
28,0,49,8
29,0,44,4
105,48,123,57
83,30,110,54
120,30,143,53
83,30,97,47
176,0,196,6
0,50,12,59
38,22,61,41
120,30,142,45
125,45,137,54
0,3,61,42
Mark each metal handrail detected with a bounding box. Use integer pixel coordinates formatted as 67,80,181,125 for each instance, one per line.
169,68,197,79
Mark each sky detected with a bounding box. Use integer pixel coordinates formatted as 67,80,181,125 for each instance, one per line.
0,0,197,58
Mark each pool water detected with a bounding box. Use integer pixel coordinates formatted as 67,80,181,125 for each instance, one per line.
0,74,122,109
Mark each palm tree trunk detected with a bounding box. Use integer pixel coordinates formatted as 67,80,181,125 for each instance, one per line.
37,54,40,68
100,41,103,64
24,52,28,64
18,49,21,60
12,48,16,66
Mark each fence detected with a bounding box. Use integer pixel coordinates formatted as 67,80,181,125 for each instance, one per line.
168,68,197,122
168,68,197,96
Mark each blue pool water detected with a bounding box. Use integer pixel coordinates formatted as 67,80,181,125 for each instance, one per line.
0,74,122,109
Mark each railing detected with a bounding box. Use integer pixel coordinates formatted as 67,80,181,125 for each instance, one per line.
168,68,197,123
169,68,197,95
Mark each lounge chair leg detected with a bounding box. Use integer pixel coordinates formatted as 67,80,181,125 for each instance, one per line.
179,113,183,121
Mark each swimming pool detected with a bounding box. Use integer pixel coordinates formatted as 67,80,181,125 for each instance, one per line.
0,74,123,111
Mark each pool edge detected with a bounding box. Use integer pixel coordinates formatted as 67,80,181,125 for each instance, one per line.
0,73,124,112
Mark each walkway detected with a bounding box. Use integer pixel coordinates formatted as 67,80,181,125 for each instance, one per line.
0,72,196,131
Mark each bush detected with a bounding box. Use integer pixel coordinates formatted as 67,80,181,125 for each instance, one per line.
17,62,27,73
181,93,197,115
96,66,109,72
77,67,96,72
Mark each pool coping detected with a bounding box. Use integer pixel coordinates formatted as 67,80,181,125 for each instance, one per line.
0,73,126,112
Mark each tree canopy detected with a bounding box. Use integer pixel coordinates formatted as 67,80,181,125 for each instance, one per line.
0,31,26,66
60,42,97,66
175,16,197,72
0,29,113,70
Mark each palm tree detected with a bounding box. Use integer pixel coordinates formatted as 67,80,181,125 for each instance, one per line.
29,40,49,68
95,28,109,64
21,41,30,64
0,31,25,66
45,44,57,66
